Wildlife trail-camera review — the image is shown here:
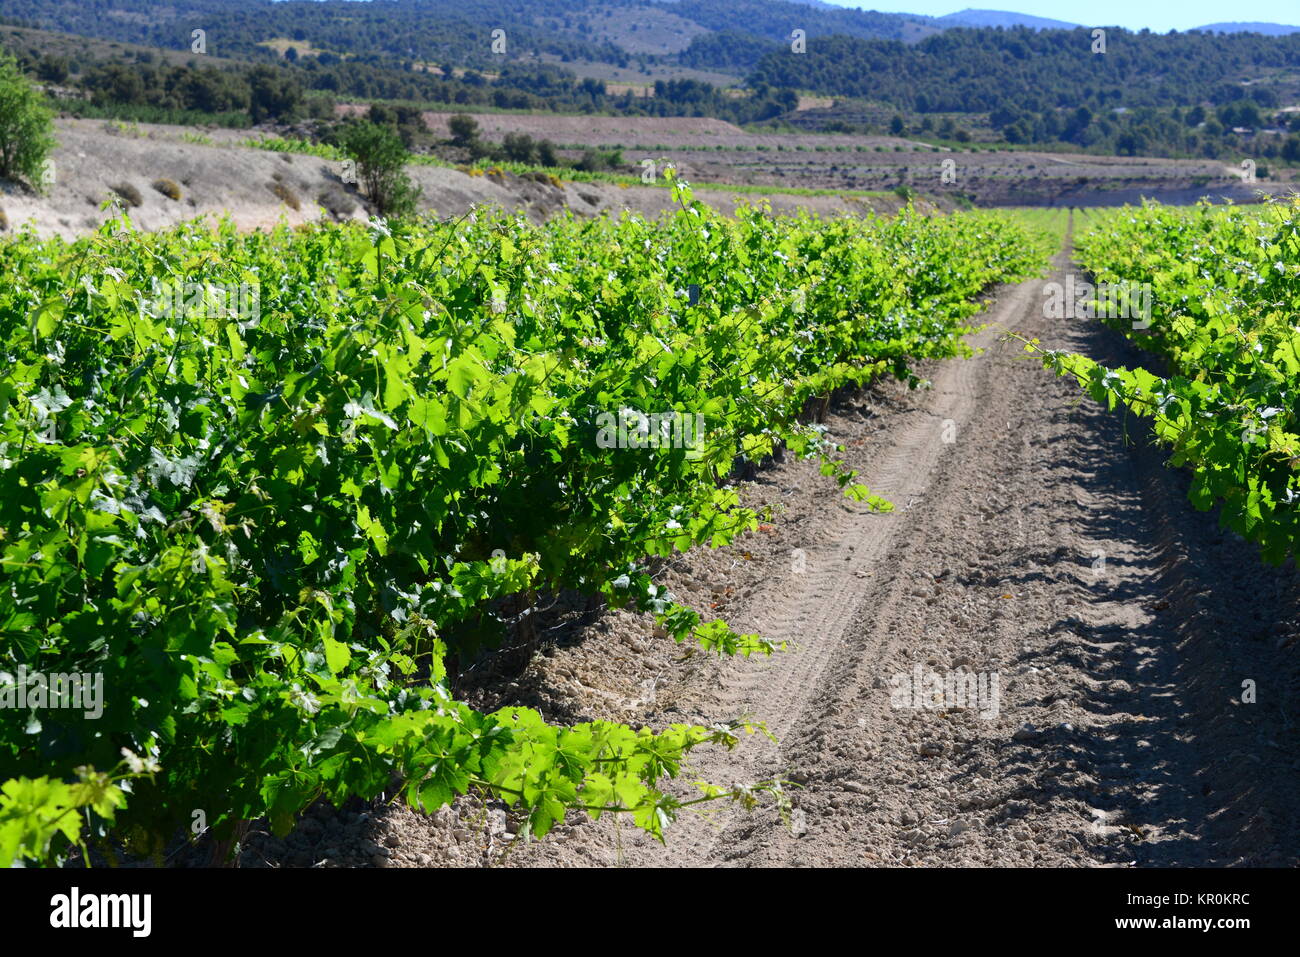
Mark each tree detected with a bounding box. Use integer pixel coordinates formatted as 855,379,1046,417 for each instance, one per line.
1283,134,1300,163
36,55,69,84
341,122,423,219
502,132,536,163
368,103,428,149
0,54,55,189
247,66,302,124
448,113,479,147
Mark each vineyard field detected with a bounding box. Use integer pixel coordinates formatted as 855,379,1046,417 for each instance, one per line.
0,183,1044,866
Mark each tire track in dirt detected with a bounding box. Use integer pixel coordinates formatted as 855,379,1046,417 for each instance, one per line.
547,251,1055,867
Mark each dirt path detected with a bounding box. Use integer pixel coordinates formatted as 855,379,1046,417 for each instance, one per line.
239,221,1300,868
552,242,1053,868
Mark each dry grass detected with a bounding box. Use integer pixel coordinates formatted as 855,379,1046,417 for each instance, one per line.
152,178,182,201
524,170,563,189
268,180,301,211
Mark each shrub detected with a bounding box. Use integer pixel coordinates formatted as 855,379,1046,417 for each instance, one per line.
341,121,423,219
467,139,495,162
0,207,7,231
109,182,143,207
316,185,356,218
269,181,301,211
502,132,536,164
0,53,56,188
574,149,623,173
152,178,182,201
448,113,479,147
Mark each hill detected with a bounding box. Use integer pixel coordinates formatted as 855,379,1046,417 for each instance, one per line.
938,9,1079,30
0,0,939,70
1194,22,1300,36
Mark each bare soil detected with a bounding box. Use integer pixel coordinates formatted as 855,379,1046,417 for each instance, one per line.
0,119,927,240
227,220,1300,868
350,109,1296,204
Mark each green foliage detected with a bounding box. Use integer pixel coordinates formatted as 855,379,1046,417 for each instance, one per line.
749,29,1300,158
247,65,303,124
0,52,55,188
447,113,480,148
574,149,624,173
0,190,1042,865
1032,198,1300,563
341,122,423,219
366,102,431,149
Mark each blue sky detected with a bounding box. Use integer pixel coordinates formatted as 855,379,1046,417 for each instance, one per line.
830,2,1300,31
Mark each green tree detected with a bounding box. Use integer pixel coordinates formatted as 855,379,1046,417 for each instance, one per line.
0,54,56,189
36,54,70,84
342,121,423,219
447,113,479,147
247,66,302,124
502,132,536,163
367,103,428,149
536,138,558,167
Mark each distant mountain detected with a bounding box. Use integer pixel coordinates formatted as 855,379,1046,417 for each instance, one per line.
937,9,1079,30
1192,22,1300,36
0,0,942,65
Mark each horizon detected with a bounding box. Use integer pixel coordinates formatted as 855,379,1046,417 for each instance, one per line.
828,2,1300,33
